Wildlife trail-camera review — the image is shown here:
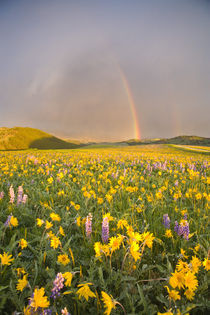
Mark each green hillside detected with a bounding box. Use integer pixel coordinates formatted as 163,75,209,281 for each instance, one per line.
125,135,210,146
158,135,210,146
0,127,80,150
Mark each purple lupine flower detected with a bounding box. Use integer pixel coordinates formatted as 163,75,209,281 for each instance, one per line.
51,272,64,299
183,221,190,240
22,194,28,204
85,213,92,238
17,186,23,205
177,224,184,236
174,221,179,234
9,185,15,203
163,214,170,229
44,309,53,315
4,214,12,227
102,217,109,243
174,220,190,240
61,307,71,315
174,180,179,187
0,191,4,200
183,212,188,220
123,168,127,177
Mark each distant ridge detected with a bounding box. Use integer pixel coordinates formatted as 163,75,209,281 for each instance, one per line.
124,135,210,146
0,127,81,150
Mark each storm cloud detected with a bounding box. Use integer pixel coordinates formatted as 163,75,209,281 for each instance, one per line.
0,0,209,140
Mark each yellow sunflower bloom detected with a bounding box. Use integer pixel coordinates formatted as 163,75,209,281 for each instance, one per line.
30,287,49,310
184,271,198,291
16,275,28,292
76,283,96,301
101,291,116,315
63,272,73,286
57,254,70,266
0,252,14,265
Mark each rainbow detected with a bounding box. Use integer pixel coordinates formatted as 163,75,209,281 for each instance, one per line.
118,68,141,140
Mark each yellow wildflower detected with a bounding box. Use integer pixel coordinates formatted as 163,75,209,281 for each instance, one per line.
203,258,210,271
59,226,65,236
50,236,61,249
47,231,55,239
169,270,185,289
50,212,61,221
184,271,198,291
30,287,49,310
184,289,195,301
37,218,44,227
101,291,116,315
142,232,155,248
105,194,112,203
74,204,80,211
94,242,103,258
16,275,28,292
69,247,75,266
130,242,141,262
97,197,103,204
176,259,190,272
47,177,53,184
190,256,201,273
180,249,188,259
0,252,14,265
57,254,70,266
76,283,96,301
16,268,26,276
19,238,28,249
165,286,181,301
165,229,172,238
63,272,73,286
194,244,200,252
103,213,114,221
109,236,121,252
45,221,53,230
76,217,81,227
195,192,202,200
10,216,18,227
117,219,128,230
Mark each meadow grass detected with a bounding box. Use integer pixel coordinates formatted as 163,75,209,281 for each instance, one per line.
0,145,209,314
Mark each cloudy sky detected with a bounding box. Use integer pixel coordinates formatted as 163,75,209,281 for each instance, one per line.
0,0,210,140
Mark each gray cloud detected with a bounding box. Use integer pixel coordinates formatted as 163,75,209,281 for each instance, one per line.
0,0,209,140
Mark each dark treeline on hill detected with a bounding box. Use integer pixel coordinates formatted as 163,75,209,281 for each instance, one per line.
124,136,210,146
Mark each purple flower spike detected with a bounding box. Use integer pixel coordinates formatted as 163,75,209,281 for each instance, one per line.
102,217,109,243
51,273,64,299
85,213,92,238
163,214,170,229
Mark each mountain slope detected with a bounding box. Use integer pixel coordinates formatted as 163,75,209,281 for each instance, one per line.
0,127,80,150
125,135,210,146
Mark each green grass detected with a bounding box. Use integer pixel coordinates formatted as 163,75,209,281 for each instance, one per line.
0,127,80,150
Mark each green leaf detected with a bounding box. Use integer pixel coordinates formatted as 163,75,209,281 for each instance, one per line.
137,284,148,314
0,286,8,292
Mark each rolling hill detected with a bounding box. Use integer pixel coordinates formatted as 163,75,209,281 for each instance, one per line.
0,127,80,150
124,135,210,146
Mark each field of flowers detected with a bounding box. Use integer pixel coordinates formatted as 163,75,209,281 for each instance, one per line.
0,145,209,315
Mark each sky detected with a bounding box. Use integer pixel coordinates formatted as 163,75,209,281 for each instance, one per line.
0,0,210,141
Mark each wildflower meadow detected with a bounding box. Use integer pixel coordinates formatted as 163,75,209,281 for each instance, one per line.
0,146,209,314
